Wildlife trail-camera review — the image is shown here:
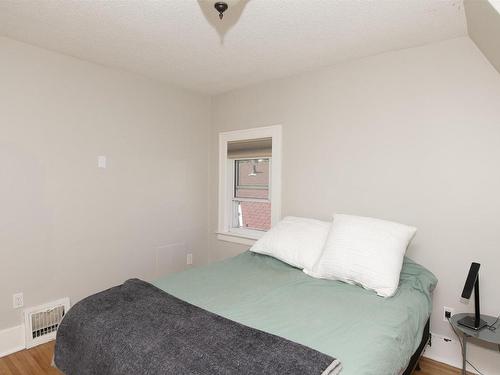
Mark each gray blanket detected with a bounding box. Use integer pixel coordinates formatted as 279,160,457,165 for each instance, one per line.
54,279,341,375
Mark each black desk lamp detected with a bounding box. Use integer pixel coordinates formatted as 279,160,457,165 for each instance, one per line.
458,262,488,330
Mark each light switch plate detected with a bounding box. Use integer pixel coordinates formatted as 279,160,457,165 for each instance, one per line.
98,156,106,168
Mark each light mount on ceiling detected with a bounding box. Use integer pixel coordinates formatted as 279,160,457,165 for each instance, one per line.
214,2,229,19
209,0,242,20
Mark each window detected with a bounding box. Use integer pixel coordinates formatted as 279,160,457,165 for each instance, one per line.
218,126,282,245
232,158,271,232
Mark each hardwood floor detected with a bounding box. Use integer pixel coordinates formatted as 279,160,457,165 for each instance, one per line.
0,342,61,375
0,341,469,375
418,357,472,375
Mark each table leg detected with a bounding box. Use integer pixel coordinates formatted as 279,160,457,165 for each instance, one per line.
462,335,467,375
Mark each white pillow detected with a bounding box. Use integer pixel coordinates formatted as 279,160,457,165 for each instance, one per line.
250,216,331,270
304,214,417,297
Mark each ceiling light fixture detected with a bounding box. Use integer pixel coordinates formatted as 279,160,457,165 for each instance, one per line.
210,0,242,20
214,2,228,19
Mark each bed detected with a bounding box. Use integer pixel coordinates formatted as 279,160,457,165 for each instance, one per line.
54,250,437,375
153,251,437,375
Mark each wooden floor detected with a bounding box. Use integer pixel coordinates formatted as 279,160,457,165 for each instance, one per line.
0,341,469,375
0,342,61,375
418,357,472,375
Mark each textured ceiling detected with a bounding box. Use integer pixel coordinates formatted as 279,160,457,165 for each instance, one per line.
0,0,467,94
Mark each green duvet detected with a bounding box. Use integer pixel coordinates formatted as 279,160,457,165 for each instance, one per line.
154,251,437,375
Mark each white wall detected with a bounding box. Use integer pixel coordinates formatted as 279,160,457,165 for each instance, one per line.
2,33,500,372
210,37,500,373
0,37,211,334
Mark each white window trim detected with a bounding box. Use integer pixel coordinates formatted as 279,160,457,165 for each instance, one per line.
217,125,282,245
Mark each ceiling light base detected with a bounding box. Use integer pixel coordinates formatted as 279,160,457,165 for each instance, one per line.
214,2,228,19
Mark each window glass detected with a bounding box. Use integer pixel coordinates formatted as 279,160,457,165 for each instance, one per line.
233,200,272,231
234,159,270,199
232,158,271,231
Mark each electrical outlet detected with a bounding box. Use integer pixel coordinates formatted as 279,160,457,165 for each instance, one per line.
186,253,193,265
443,306,454,322
13,292,23,309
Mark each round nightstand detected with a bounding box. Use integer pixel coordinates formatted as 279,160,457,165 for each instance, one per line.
449,313,500,375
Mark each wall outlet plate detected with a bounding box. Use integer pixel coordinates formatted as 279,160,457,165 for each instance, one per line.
443,306,454,322
98,155,107,168
13,292,23,309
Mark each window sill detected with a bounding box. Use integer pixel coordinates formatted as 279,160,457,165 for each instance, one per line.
216,231,263,246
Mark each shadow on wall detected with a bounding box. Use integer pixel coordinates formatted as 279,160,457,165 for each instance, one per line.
197,0,251,43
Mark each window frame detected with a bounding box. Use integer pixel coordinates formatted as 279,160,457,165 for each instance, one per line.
217,125,282,245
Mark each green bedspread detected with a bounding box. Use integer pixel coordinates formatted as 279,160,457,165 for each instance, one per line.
154,251,437,375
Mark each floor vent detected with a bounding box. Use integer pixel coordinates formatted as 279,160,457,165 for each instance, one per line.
24,297,70,348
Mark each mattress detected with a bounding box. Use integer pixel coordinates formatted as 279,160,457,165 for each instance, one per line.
154,251,437,375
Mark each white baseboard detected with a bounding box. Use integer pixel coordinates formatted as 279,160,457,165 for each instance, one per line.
424,332,466,369
0,325,25,358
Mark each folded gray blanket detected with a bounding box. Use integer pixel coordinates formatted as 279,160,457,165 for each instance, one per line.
54,278,341,375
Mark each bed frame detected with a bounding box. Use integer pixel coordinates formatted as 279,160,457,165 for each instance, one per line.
402,318,430,375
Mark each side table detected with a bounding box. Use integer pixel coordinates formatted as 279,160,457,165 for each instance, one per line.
449,313,500,375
